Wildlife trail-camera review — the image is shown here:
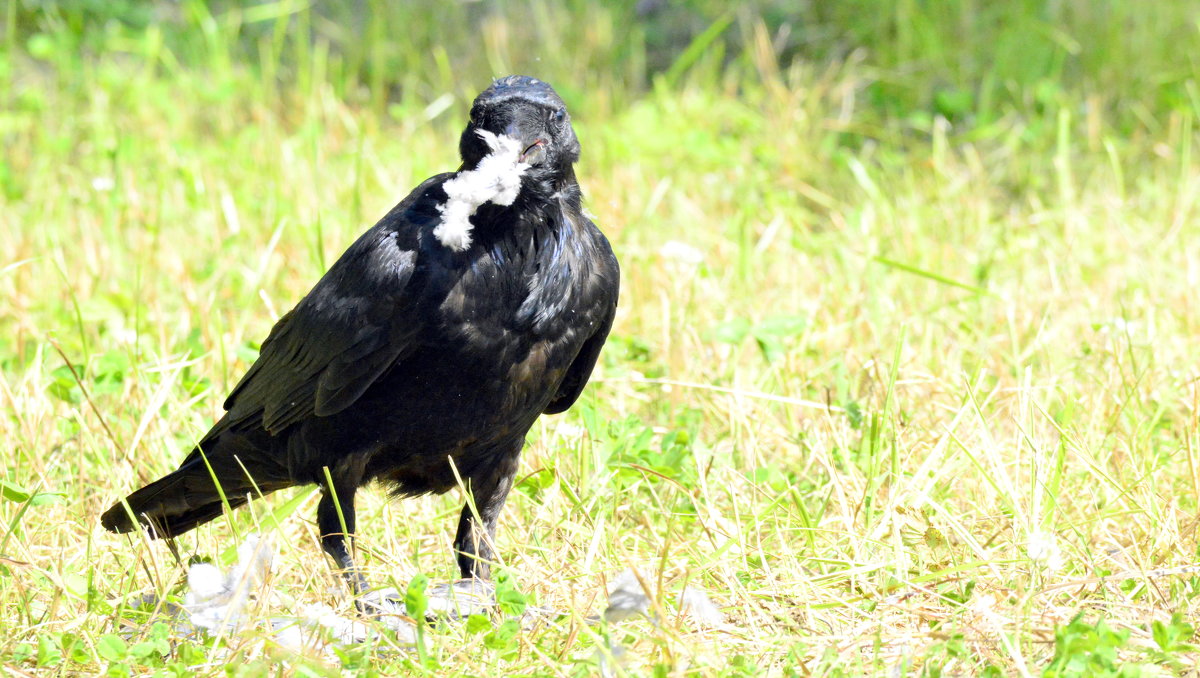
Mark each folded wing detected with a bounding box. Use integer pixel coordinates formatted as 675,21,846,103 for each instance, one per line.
223,219,425,435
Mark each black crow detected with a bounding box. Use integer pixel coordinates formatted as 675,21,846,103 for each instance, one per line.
102,75,619,595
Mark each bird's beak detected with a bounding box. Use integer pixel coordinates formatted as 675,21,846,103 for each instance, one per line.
519,139,547,165
504,122,549,165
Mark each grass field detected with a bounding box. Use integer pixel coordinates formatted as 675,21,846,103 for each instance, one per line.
3,1,1200,675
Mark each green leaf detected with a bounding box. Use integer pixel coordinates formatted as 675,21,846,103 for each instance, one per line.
12,642,33,663
236,341,261,365
483,618,520,651
96,634,128,662
465,614,492,635
516,468,556,498
30,491,66,506
754,335,784,363
47,365,82,404
710,317,751,344
63,633,91,663
0,479,63,506
1152,619,1169,651
93,350,130,381
61,572,88,598
844,401,863,429
494,569,527,617
36,634,61,666
753,315,807,338
176,642,207,665
129,641,158,659
0,479,32,503
149,622,171,656
404,573,430,619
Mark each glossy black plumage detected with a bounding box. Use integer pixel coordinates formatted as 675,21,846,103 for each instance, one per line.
101,76,619,589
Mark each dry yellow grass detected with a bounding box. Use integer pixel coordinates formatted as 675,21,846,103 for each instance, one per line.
2,3,1200,675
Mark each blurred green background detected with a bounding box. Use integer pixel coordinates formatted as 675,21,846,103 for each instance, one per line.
6,0,1197,133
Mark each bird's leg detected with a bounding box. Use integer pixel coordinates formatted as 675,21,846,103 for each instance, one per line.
317,484,369,596
453,449,521,581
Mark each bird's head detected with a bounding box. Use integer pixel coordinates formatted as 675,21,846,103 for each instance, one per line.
459,76,580,186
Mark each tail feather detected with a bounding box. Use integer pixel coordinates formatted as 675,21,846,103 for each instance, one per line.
101,431,292,539
101,481,251,538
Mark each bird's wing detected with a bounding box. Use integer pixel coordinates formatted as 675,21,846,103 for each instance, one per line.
222,180,444,435
544,236,619,415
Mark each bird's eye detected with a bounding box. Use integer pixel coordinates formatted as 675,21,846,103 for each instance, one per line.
552,108,566,124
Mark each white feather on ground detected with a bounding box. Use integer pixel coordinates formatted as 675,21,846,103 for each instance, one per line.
433,129,530,251
677,585,724,626
126,537,728,663
603,569,652,623
597,569,726,676
148,535,491,653
601,568,725,627
179,534,416,650
184,533,274,632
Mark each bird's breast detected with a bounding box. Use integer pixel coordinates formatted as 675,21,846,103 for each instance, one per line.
437,223,583,343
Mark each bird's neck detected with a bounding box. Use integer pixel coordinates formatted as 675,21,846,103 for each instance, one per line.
522,164,580,205
549,173,583,214
468,174,582,250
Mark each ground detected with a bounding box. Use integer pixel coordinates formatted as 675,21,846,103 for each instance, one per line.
2,2,1200,675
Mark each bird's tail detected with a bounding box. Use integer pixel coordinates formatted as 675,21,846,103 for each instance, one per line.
101,431,291,539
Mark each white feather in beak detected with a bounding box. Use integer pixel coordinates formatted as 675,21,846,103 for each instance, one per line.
434,129,531,251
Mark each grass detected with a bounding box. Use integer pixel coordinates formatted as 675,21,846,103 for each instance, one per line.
3,0,1200,675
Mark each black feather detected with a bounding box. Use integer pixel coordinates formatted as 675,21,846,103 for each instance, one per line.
102,76,619,587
